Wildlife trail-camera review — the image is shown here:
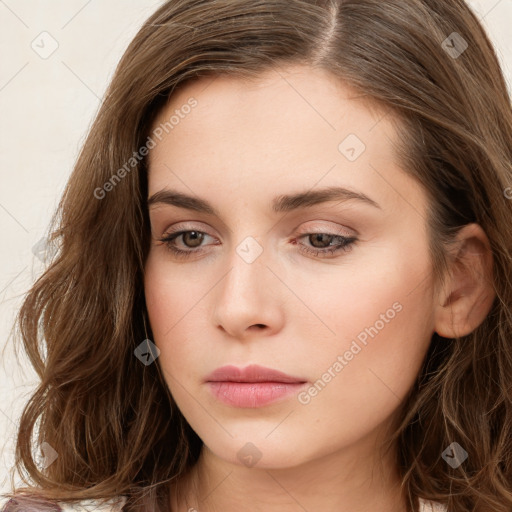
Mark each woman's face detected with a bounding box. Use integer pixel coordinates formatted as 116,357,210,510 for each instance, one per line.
144,64,439,469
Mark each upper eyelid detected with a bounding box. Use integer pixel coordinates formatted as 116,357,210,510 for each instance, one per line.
158,221,213,237
160,224,354,239
150,208,234,235
159,217,355,233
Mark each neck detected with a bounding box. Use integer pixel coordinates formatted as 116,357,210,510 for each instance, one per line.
170,438,409,512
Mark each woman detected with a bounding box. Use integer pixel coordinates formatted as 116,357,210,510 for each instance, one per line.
2,0,511,511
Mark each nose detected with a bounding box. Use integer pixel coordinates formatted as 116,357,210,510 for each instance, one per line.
211,239,285,340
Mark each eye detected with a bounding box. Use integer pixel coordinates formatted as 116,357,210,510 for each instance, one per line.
157,229,217,259
156,229,357,260
294,232,357,258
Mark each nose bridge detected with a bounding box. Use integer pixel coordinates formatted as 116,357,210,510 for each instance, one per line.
212,233,284,337
220,234,271,307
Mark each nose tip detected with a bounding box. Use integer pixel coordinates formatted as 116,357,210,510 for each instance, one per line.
211,246,287,339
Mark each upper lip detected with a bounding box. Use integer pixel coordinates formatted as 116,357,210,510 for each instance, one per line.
205,364,306,384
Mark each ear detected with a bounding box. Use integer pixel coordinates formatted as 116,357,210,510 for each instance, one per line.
434,223,496,338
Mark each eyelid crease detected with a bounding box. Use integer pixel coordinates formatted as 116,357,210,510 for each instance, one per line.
157,215,358,237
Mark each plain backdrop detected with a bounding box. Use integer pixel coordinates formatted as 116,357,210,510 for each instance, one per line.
0,0,511,504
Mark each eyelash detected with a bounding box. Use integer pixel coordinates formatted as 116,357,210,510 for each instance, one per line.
157,229,357,260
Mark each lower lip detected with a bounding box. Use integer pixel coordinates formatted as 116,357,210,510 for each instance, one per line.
207,381,307,408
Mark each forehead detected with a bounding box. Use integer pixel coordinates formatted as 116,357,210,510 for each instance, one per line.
151,64,390,143
146,64,425,220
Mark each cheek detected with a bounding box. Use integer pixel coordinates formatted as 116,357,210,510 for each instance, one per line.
297,243,435,424
289,236,433,346
143,256,207,378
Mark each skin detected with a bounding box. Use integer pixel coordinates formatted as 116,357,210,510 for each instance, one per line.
143,64,495,512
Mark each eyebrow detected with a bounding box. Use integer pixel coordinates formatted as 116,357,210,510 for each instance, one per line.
147,185,381,215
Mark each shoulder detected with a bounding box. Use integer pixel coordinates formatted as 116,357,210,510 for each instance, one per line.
418,497,448,512
56,496,127,512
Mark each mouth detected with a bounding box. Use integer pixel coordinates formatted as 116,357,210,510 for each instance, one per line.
205,364,308,408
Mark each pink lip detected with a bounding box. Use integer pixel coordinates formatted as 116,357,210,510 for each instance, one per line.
205,364,307,408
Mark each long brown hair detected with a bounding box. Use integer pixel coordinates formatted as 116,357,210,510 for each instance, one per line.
2,1,512,511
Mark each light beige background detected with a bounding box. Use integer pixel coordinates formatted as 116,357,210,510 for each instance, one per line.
0,0,510,505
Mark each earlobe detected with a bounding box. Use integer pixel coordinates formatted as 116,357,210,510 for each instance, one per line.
434,223,496,339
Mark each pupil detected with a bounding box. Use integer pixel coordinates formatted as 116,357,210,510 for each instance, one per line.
184,231,203,247
310,233,332,248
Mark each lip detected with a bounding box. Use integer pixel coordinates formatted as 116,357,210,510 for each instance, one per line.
205,364,308,408
205,364,306,384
